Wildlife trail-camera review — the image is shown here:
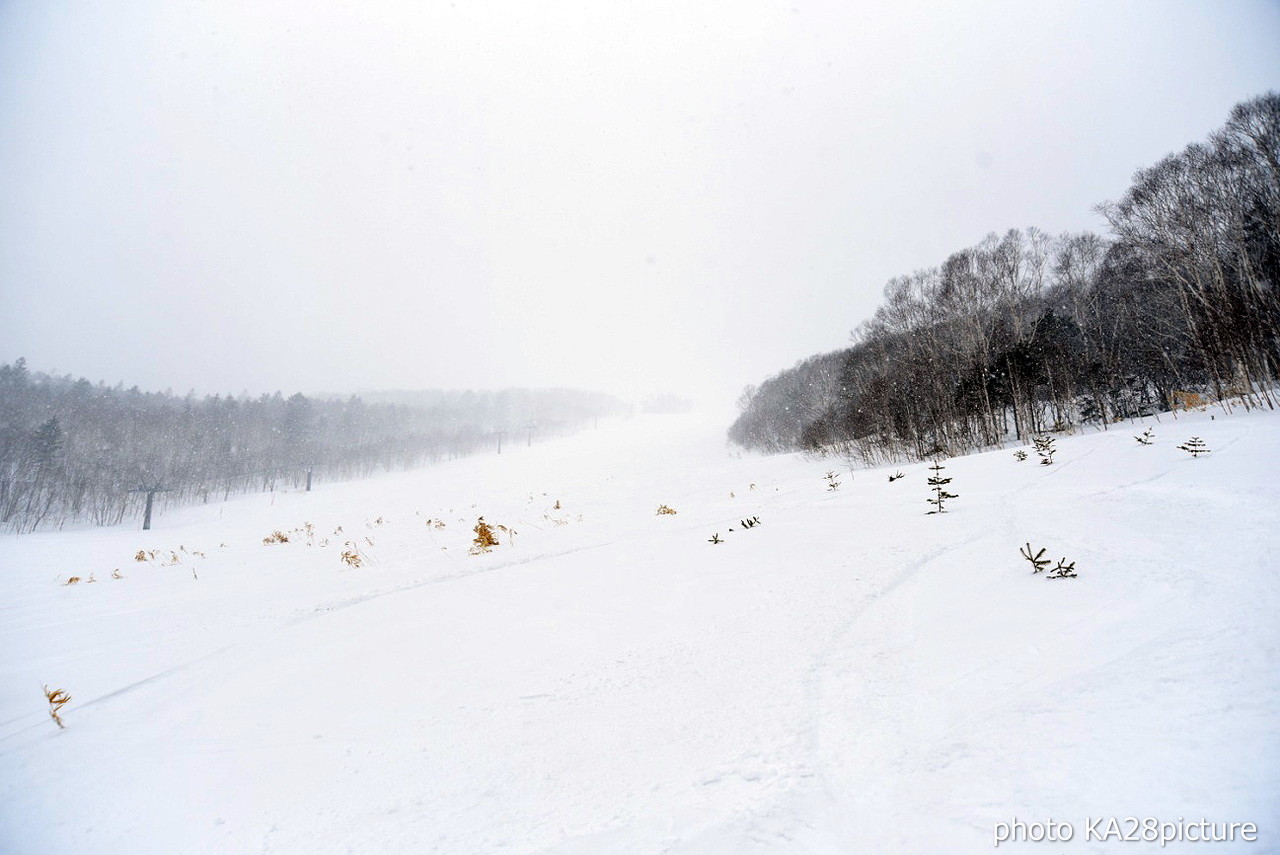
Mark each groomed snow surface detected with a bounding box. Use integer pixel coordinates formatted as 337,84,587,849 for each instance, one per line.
1,407,1277,854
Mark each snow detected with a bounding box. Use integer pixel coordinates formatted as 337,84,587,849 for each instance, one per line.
1,407,1277,854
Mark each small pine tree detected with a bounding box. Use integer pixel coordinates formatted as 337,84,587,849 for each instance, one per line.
1032,435,1056,465
1019,543,1051,574
925,461,958,514
1134,427,1154,446
888,471,905,483
1046,558,1078,579
824,470,841,491
1020,543,1078,578
1014,449,1028,461
1178,436,1210,458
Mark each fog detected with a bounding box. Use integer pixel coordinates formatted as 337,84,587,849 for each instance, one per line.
1,1,1277,406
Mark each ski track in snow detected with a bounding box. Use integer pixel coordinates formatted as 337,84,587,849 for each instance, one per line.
0,409,1277,854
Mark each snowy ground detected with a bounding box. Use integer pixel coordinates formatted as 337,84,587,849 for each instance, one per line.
1,407,1277,854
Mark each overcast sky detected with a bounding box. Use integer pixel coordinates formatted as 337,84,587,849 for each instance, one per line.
1,1,1277,406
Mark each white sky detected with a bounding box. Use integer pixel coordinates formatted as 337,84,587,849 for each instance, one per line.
1,1,1278,406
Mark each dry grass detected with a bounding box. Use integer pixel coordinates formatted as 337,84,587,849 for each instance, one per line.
340,541,364,568
656,504,678,515
1170,390,1208,412
44,685,70,729
262,531,290,545
470,517,500,554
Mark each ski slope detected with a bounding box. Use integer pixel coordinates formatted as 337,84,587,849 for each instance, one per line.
1,407,1276,854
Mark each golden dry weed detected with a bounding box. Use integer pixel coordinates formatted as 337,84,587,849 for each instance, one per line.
44,685,70,729
470,517,500,554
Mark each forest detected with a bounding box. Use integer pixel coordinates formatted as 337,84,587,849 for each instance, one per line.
0,365,624,532
730,93,1280,462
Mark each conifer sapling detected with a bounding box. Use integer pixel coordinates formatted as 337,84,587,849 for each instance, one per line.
1020,543,1051,574
925,462,958,514
1178,436,1210,458
1047,558,1078,579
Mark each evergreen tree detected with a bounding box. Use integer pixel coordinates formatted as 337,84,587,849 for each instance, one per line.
1177,436,1211,458
926,461,958,514
30,418,64,471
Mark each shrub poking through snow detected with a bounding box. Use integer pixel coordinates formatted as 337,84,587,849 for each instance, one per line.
739,516,761,529
134,550,148,562
1021,543,1078,579
708,533,723,544
1047,557,1078,579
61,575,81,586
1135,427,1155,446
824,471,841,491
926,462,958,514
1014,449,1028,462
339,542,363,568
656,504,678,515
888,471,905,483
262,531,289,545
470,517,500,554
1033,435,1056,465
1178,436,1210,458
44,685,70,729
1020,543,1051,574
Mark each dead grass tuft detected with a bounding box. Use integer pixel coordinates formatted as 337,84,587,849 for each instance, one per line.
470,517,500,554
44,685,70,729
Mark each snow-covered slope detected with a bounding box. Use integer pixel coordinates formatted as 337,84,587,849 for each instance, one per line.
1,407,1276,854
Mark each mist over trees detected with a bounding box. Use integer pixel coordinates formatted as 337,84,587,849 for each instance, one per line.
731,93,1279,461
0,362,624,533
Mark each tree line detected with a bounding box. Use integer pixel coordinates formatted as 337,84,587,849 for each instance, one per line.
730,92,1279,462
0,360,624,532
